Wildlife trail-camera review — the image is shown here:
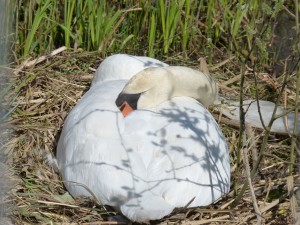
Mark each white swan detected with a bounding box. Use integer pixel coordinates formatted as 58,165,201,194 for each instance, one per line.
219,99,300,134
57,54,230,222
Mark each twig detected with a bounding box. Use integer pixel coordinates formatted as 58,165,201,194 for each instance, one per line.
212,114,241,129
82,222,128,225
263,153,300,167
245,123,259,166
273,103,300,120
172,197,196,215
235,64,247,195
263,178,272,205
221,74,240,86
253,70,268,131
282,5,296,18
13,46,67,76
198,57,210,75
181,215,231,225
210,56,236,71
23,46,67,68
13,58,31,76
89,67,97,72
36,200,79,208
260,193,288,213
217,84,238,94
240,193,288,224
290,0,300,174
47,76,86,88
243,124,262,225
288,176,299,223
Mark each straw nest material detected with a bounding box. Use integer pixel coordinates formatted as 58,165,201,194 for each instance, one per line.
2,48,297,224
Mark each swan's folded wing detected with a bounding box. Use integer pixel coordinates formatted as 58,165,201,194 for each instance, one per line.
122,97,230,207
57,83,230,217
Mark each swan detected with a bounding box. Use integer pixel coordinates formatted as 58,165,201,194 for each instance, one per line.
57,54,230,222
219,99,300,134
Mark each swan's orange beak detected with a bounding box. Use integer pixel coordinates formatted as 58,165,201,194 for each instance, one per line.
115,92,141,117
118,101,134,117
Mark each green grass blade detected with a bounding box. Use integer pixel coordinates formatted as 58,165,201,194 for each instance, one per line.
148,9,156,57
23,0,52,57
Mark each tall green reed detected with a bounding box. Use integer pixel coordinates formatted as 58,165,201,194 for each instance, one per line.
148,7,157,57
23,0,52,57
181,0,192,55
64,0,75,49
16,0,285,64
158,0,185,54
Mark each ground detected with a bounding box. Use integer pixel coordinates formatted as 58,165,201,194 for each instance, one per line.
1,49,297,224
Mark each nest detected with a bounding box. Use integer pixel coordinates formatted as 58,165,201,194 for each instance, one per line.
1,48,296,224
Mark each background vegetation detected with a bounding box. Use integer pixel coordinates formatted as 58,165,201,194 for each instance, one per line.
2,0,299,224
15,0,288,62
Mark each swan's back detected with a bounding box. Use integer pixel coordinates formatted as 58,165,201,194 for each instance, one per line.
92,54,168,85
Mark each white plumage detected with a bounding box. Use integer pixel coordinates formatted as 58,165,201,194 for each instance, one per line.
92,54,168,86
57,54,230,222
219,99,300,134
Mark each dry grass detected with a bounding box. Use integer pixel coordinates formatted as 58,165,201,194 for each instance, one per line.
1,49,296,224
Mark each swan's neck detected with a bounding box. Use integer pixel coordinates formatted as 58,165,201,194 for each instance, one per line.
116,66,218,115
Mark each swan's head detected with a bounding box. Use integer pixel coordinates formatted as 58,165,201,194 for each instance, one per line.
116,66,218,117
